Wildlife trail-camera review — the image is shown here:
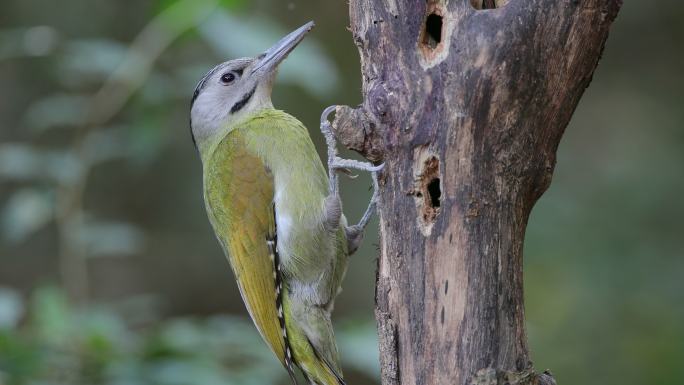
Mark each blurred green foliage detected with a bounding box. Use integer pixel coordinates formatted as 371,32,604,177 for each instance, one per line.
0,0,682,385
0,287,379,385
0,0,375,383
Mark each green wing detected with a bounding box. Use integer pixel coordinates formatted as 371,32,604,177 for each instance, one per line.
203,131,292,373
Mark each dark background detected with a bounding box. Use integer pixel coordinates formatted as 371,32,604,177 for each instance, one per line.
0,1,682,384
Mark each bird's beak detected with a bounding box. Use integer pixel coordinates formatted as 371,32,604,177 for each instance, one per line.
250,21,314,76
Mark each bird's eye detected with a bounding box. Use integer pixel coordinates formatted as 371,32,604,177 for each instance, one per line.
220,72,236,84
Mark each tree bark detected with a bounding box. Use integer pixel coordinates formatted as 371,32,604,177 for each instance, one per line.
331,1,622,384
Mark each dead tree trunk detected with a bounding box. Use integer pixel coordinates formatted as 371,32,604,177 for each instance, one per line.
331,0,622,384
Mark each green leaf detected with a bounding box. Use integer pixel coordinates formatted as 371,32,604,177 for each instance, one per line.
154,0,242,14
0,188,54,243
29,287,72,346
0,330,41,383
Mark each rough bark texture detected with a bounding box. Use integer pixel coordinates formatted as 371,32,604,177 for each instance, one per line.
331,1,622,385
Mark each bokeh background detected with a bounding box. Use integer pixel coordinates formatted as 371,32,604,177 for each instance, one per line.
0,1,682,384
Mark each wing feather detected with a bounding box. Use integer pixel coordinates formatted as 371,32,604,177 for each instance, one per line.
204,132,289,369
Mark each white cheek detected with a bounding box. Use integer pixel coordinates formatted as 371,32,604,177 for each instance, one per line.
191,91,230,141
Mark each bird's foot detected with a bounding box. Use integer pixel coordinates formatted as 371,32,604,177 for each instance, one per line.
320,106,383,237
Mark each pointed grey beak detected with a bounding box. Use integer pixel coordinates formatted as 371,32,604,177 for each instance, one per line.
250,21,314,76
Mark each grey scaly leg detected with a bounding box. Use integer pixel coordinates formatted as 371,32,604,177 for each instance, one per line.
320,106,383,251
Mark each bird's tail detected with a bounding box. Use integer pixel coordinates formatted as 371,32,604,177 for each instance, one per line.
282,291,345,385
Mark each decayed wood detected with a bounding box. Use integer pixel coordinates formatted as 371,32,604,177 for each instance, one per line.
331,1,622,384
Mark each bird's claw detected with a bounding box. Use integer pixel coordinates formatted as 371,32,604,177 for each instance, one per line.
321,105,337,127
319,105,383,232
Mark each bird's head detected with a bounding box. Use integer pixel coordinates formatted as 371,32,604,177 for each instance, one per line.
190,21,314,150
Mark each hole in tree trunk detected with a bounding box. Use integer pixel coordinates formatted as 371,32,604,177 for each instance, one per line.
417,155,441,225
418,2,449,68
470,0,509,10
412,148,441,236
427,178,441,208
424,13,442,49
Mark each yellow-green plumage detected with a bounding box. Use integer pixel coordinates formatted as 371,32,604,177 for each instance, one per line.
204,136,286,364
203,109,348,384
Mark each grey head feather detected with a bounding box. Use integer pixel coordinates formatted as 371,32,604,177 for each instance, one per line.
189,63,227,148
189,58,253,147
191,62,228,109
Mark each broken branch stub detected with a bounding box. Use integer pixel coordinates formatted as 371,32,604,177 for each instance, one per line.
330,105,385,163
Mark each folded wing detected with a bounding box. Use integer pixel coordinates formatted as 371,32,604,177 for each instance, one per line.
204,132,296,379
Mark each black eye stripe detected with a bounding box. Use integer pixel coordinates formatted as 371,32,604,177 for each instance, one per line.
234,68,244,76
230,85,257,114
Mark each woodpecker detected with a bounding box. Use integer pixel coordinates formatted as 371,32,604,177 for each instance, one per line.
189,21,381,385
